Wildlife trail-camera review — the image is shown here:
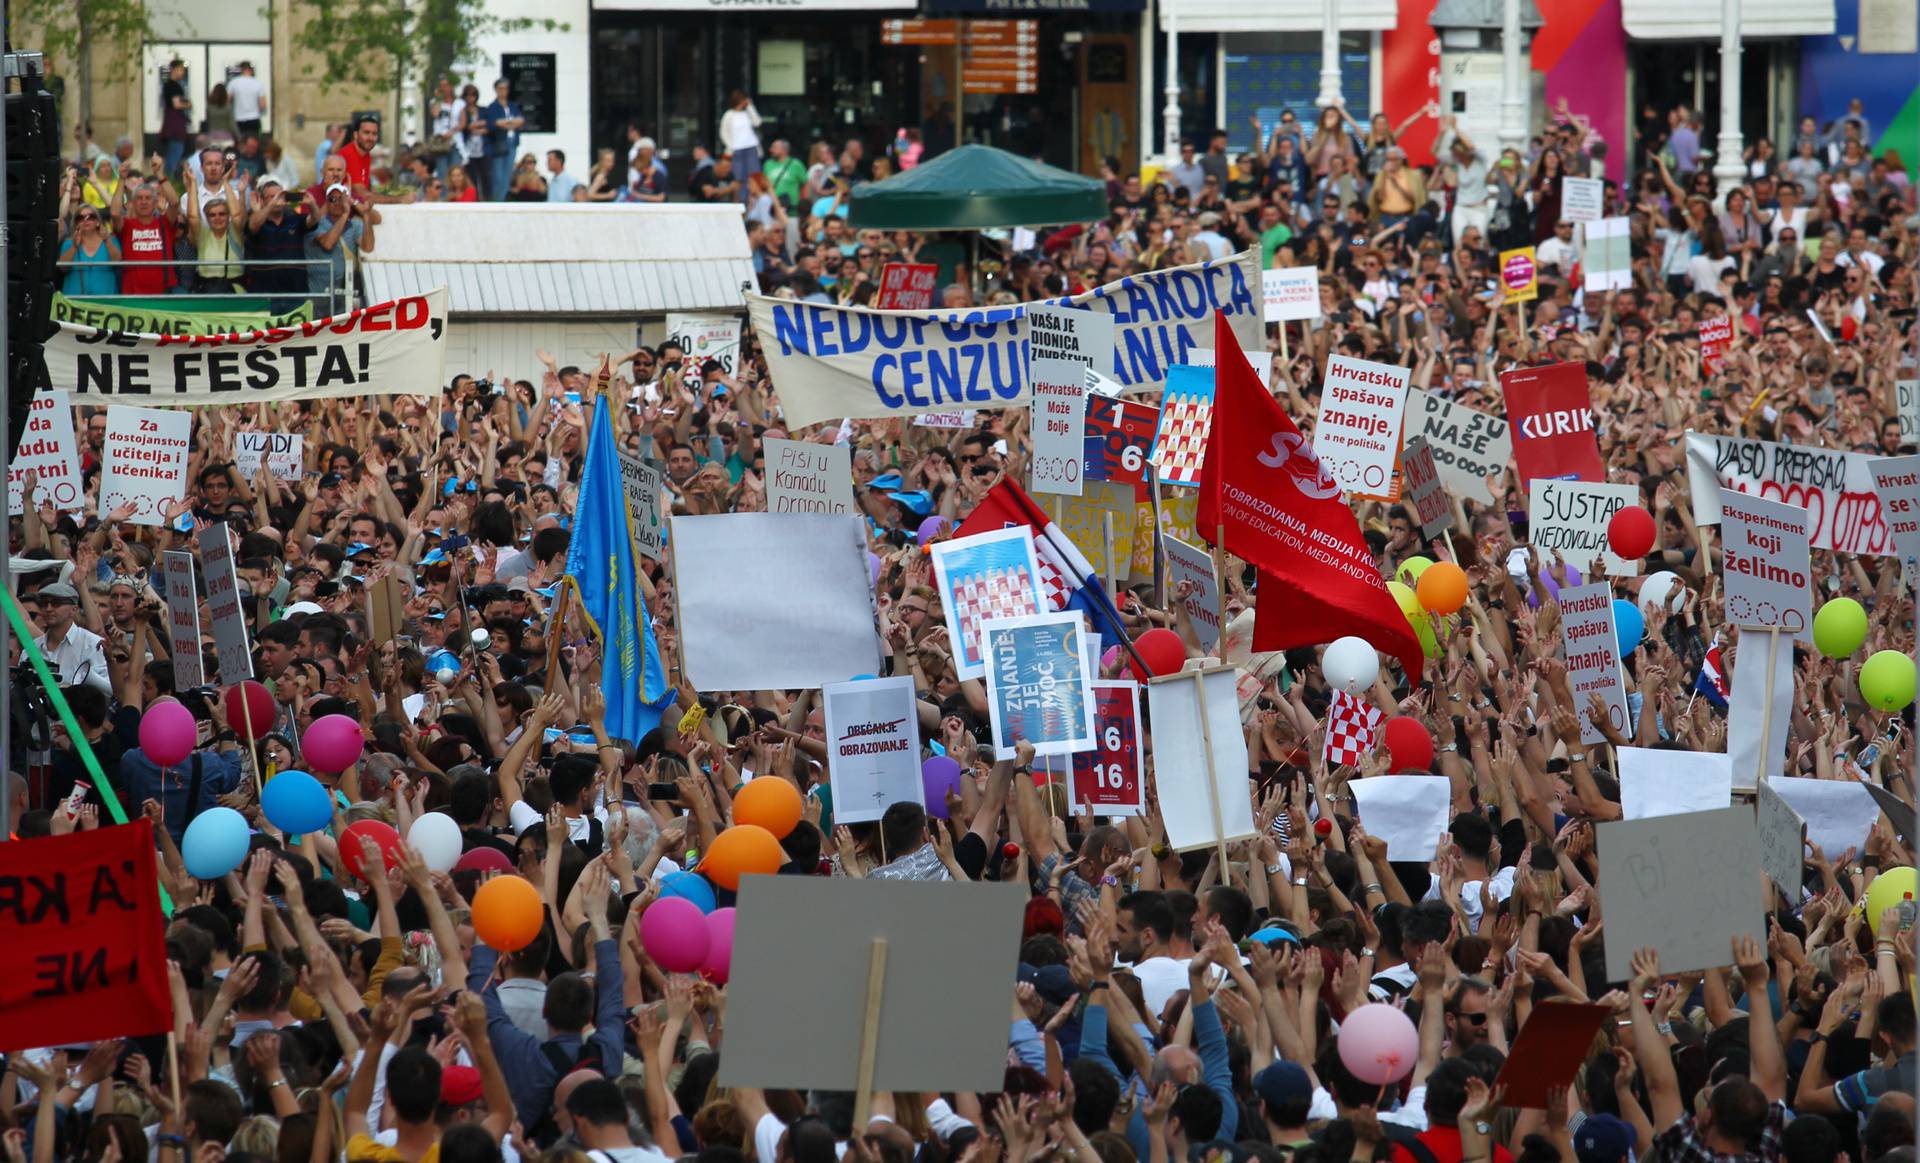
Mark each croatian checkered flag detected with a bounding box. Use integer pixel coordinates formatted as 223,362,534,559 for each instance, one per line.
1323,689,1381,768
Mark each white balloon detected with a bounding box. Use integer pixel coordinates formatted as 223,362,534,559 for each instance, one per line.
1323,636,1379,692
1638,570,1682,614
409,811,464,873
437,667,457,685
471,628,491,648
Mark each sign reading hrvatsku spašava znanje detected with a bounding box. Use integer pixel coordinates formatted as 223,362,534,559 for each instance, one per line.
745,250,1263,429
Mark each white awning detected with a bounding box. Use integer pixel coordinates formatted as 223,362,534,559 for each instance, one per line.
361,204,755,318
1620,0,1833,38
1157,0,1396,32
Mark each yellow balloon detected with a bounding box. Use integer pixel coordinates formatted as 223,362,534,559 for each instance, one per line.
1865,866,1918,936
1387,580,1445,660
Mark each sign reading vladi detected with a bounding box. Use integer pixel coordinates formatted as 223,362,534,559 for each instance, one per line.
49,288,449,405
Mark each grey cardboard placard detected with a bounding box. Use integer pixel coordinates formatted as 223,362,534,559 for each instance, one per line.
1755,780,1806,900
717,878,1027,1094
1598,807,1766,982
1864,782,1916,847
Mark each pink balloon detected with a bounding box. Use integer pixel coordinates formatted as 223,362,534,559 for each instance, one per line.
701,907,736,984
139,701,197,768
1337,1003,1420,1085
302,714,366,774
640,896,711,974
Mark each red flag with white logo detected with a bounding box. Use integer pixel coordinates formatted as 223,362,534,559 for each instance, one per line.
1195,312,1424,683
1500,360,1604,489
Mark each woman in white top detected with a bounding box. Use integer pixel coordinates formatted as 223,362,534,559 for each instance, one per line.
719,89,762,205
1687,216,1736,296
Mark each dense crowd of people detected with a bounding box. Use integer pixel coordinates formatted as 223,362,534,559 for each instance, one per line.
13,84,1920,1163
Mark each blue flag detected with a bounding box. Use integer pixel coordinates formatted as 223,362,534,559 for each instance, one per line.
563,397,674,743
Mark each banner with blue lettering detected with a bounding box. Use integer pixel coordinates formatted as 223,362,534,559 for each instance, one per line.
746,250,1263,429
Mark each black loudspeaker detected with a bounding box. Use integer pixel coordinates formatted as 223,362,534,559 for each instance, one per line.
6,71,59,459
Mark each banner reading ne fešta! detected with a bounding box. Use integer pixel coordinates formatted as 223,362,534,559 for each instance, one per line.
0,820,173,1054
52,292,314,336
48,288,449,405
746,251,1264,429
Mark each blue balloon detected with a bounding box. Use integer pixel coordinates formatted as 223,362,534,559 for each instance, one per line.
849,674,878,682
261,771,335,836
657,870,717,914
1612,598,1645,654
182,806,252,879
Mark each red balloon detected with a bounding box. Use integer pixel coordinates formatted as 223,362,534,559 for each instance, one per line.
1383,717,1435,772
224,680,277,741
1313,818,1333,837
341,820,404,881
454,847,515,874
1127,628,1189,681
1607,506,1656,561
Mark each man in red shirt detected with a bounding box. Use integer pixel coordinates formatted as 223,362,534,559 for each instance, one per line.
336,115,380,193
109,173,181,295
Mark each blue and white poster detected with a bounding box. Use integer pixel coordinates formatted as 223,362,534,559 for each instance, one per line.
981,611,1097,761
929,526,1048,680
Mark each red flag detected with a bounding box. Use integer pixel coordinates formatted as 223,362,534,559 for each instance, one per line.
0,819,172,1054
1501,360,1604,488
1195,312,1424,682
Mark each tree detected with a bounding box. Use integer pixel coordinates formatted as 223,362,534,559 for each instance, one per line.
293,0,566,140
13,0,154,127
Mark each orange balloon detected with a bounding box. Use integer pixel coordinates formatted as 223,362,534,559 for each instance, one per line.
472,875,545,952
1415,561,1469,616
702,824,783,891
732,777,803,839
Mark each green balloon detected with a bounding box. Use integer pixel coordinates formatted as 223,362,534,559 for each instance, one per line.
1388,579,1445,660
1859,650,1917,712
1813,597,1869,659
1396,556,1435,586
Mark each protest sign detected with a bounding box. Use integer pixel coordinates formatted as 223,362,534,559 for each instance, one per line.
1560,177,1604,223
929,527,1048,680
1597,806,1765,980
1728,626,1795,790
1685,432,1890,556
664,312,742,375
1349,775,1451,859
1147,667,1259,856
875,262,938,310
1026,302,1116,372
616,449,666,561
0,820,173,1054
1131,490,1198,580
913,411,977,429
1583,218,1632,292
51,288,450,405
1162,534,1222,654
1054,481,1136,581
1069,681,1144,815
1528,479,1639,575
764,437,856,515
1558,581,1628,745
1699,315,1733,376
1618,746,1732,819
720,878,1025,1094
100,404,191,527
1500,247,1538,305
821,676,923,824
1768,776,1881,859
745,250,1264,429
233,431,305,484
1755,779,1807,899
1806,308,1835,346
673,514,881,690
1184,343,1274,389
197,522,253,683
1085,396,1156,497
1263,267,1321,322
982,612,1097,760
52,291,312,335
1900,376,1919,447
1865,782,1916,847
1029,360,1086,497
7,389,82,515
1502,362,1603,486
1152,364,1216,486
1401,437,1452,539
1408,389,1510,505
1494,1004,1613,1109
1869,454,1920,571
1719,488,1811,639
1315,354,1410,501
163,551,206,690
1085,367,1127,398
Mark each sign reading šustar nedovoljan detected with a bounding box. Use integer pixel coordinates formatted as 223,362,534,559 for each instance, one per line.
48,288,449,405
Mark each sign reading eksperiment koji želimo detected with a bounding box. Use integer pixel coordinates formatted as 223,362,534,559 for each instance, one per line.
1719,487,1812,640
49,288,449,405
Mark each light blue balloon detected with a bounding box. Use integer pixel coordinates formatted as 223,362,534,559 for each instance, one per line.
261,771,335,836
182,806,252,879
657,870,717,914
1612,599,1645,654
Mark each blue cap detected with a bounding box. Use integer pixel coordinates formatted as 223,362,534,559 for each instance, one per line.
420,547,449,566
884,490,932,517
1250,924,1300,947
425,649,462,673
868,471,905,491
1253,1061,1312,1110
345,541,375,557
1574,1115,1635,1163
